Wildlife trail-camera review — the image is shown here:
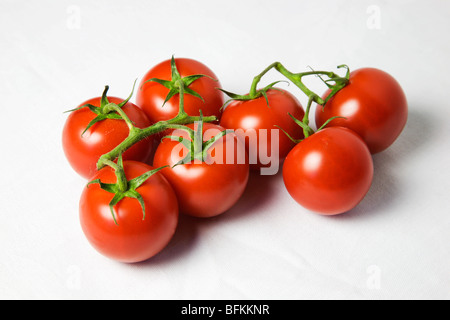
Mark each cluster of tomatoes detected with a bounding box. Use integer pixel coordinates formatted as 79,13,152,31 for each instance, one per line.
62,56,408,263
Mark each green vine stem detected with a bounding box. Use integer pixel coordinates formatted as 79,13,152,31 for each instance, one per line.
96,78,217,171
101,158,128,193
88,154,169,225
161,112,232,166
248,62,349,105
221,62,350,139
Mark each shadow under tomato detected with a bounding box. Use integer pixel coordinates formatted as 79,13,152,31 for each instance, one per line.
215,168,283,222
136,213,201,265
331,107,435,219
135,166,283,265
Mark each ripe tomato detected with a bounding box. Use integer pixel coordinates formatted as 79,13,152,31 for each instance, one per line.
152,123,249,218
136,57,224,123
79,161,179,263
283,127,373,215
62,97,154,179
219,88,304,171
315,68,408,154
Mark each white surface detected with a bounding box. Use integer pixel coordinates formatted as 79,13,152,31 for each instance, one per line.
1,0,449,300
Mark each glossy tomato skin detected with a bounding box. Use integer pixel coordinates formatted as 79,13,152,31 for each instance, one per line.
219,89,304,171
62,97,154,180
153,123,249,218
315,68,408,154
79,161,178,263
283,127,373,215
136,58,224,123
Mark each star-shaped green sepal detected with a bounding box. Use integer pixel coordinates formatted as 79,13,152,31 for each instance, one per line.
65,81,137,136
144,55,217,108
218,80,289,110
162,112,233,167
87,155,168,225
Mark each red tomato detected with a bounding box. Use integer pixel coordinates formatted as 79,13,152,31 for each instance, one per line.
62,97,154,179
153,123,249,218
219,89,304,171
315,68,408,154
79,161,179,263
136,58,224,123
283,127,373,215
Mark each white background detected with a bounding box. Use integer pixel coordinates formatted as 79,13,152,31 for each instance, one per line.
1,0,449,300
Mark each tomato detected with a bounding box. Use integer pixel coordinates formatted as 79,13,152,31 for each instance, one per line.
62,96,154,179
219,89,304,171
136,57,224,124
152,123,249,218
315,68,408,154
79,161,178,263
283,127,373,215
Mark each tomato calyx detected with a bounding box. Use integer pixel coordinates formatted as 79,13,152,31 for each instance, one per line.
223,61,350,140
278,112,345,144
219,80,289,110
163,112,232,166
65,82,137,136
313,64,351,107
143,55,218,107
87,155,168,225
277,92,346,142
96,76,218,171
226,62,349,109
249,62,350,107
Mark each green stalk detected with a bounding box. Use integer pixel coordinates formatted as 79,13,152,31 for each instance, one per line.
101,159,127,192
96,80,216,170
246,62,350,140
249,62,348,105
102,103,135,131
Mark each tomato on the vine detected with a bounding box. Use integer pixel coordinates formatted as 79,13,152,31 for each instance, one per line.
283,127,373,215
79,161,178,263
136,57,224,124
315,68,408,154
62,95,154,180
153,122,249,218
220,88,304,171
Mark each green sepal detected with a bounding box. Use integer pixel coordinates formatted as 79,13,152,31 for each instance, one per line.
275,125,302,144
219,80,288,110
81,113,123,136
162,135,193,152
161,113,233,166
128,166,169,190
218,88,249,101
144,77,176,108
86,164,169,226
101,85,110,107
87,179,118,194
145,78,173,88
117,79,137,108
108,193,125,225
122,190,145,220
163,88,179,108
172,153,194,167
287,113,314,139
87,178,121,224
201,129,233,161
64,103,99,114
184,74,217,86
65,83,138,136
184,86,205,102
337,64,351,79
143,55,215,108
170,55,181,81
261,90,270,108
321,65,350,108
317,116,347,131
